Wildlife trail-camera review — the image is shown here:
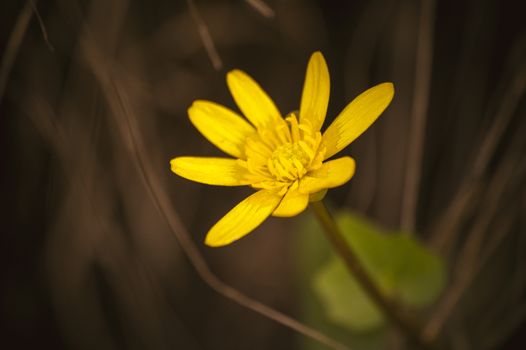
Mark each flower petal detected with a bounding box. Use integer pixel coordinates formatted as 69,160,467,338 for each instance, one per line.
188,100,255,158
170,157,251,186
272,188,309,217
299,51,330,132
205,190,283,247
226,69,282,129
299,157,356,194
322,83,394,159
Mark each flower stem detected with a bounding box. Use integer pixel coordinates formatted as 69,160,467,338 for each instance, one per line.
310,200,433,349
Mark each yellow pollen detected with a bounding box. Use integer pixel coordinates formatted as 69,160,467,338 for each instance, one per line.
244,112,326,188
269,142,309,181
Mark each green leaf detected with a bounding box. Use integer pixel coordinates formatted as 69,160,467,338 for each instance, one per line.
295,212,387,350
312,211,446,332
314,256,384,332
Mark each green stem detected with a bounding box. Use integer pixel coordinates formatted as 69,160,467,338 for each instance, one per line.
310,200,431,349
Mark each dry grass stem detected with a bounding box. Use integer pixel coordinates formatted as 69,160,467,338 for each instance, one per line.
29,0,54,51
430,61,526,252
186,0,223,70
245,0,275,18
401,0,436,233
423,149,526,343
0,1,33,102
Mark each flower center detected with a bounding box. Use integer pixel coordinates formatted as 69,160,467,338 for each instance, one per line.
268,142,310,182
242,112,326,190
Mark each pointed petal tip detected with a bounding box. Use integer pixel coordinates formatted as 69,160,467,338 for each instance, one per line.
188,99,206,110
380,82,395,97
321,82,395,159
169,157,251,186
203,190,283,248
187,100,255,158
311,50,323,58
204,234,227,247
226,68,281,128
225,70,241,88
309,52,328,72
300,50,330,132
226,69,243,81
170,157,180,173
187,100,205,119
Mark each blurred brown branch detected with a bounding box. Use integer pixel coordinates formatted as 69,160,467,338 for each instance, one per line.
186,0,223,70
244,0,275,18
0,0,53,104
29,0,54,51
423,146,526,343
429,59,526,254
0,1,32,102
401,0,436,233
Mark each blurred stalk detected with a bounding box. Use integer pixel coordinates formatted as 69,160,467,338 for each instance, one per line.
423,125,526,344
0,0,52,103
401,0,436,234
429,60,526,253
185,0,223,70
0,1,33,102
310,200,435,349
245,0,275,18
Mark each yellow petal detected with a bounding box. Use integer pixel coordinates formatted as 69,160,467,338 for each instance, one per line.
322,83,394,159
205,190,282,247
299,51,330,132
272,188,309,217
170,157,251,186
226,69,282,129
188,100,255,159
299,157,356,194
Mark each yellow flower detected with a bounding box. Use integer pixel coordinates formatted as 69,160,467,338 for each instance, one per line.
171,52,394,247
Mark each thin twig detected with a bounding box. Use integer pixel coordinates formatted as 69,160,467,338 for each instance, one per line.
186,0,223,70
470,66,526,179
476,185,526,349
244,0,275,18
0,0,55,104
478,214,526,349
29,0,54,51
422,153,526,343
401,0,436,233
427,182,481,254
0,1,33,103
429,61,526,252
310,201,434,349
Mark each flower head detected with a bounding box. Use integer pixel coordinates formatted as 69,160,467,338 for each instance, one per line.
171,52,394,247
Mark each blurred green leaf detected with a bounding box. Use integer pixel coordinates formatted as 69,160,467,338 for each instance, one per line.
314,256,384,332
296,212,387,350
312,211,446,332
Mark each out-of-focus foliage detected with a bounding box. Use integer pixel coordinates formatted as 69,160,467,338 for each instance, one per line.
313,212,446,331
296,211,384,350
296,210,445,349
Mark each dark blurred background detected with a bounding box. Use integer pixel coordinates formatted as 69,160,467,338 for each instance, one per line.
1,0,525,349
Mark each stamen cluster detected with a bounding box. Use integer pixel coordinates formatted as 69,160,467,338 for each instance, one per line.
240,113,326,194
